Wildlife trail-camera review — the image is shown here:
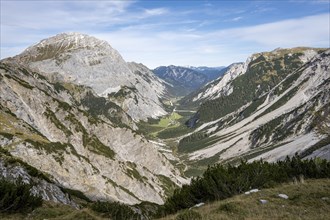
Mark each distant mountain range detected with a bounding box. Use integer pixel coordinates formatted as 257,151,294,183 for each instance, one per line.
153,65,226,97
187,66,227,80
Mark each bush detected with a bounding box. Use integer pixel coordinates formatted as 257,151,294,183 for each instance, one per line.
60,187,91,202
0,178,42,213
217,202,244,214
91,201,140,220
162,156,330,215
176,209,202,220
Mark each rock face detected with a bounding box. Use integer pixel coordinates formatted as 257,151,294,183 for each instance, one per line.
0,60,186,205
14,32,167,121
0,158,78,207
179,48,330,167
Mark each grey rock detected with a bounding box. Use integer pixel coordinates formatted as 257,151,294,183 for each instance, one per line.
278,194,289,199
260,199,268,204
245,189,259,195
0,159,78,208
0,60,187,205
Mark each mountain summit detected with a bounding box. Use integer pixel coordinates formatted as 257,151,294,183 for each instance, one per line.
17,32,117,63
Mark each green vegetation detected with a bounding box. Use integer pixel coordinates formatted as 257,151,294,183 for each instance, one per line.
7,159,52,183
111,86,137,99
160,156,330,216
1,156,329,220
125,162,146,182
232,94,267,123
26,139,68,155
64,112,86,133
25,139,87,166
0,201,103,220
0,178,42,213
178,134,221,153
43,108,73,137
300,136,330,158
161,178,330,220
0,143,53,183
4,74,34,90
157,175,178,198
157,125,191,139
63,111,116,160
91,201,139,220
59,187,91,202
83,134,115,160
255,87,300,120
250,95,320,148
254,76,310,121
3,178,329,220
0,132,14,140
178,132,239,154
175,209,202,220
138,111,192,139
55,98,72,111
53,82,67,93
81,91,130,128
195,52,305,123
102,176,140,201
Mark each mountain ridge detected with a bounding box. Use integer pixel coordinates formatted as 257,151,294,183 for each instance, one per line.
178,47,329,175
153,65,226,97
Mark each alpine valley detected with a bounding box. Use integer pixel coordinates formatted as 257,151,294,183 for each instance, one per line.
0,33,329,218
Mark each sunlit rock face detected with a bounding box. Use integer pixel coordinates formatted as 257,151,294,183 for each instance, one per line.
15,32,168,121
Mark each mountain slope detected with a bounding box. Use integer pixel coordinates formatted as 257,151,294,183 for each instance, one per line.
0,60,186,205
14,32,167,121
161,178,330,220
178,48,329,173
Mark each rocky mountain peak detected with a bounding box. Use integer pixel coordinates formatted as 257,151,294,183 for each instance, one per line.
10,33,167,121
16,32,123,64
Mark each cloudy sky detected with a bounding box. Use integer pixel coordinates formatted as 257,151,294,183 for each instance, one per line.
1,0,329,68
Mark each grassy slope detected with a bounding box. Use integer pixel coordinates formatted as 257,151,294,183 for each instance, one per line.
2,179,328,219
0,202,104,220
160,178,330,220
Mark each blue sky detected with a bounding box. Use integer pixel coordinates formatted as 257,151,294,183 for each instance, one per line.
1,0,329,68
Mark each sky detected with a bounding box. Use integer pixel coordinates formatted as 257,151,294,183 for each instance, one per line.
1,0,329,68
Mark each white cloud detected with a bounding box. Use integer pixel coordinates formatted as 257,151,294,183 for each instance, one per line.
93,13,329,68
228,13,330,47
232,16,243,21
1,0,329,68
144,8,168,16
